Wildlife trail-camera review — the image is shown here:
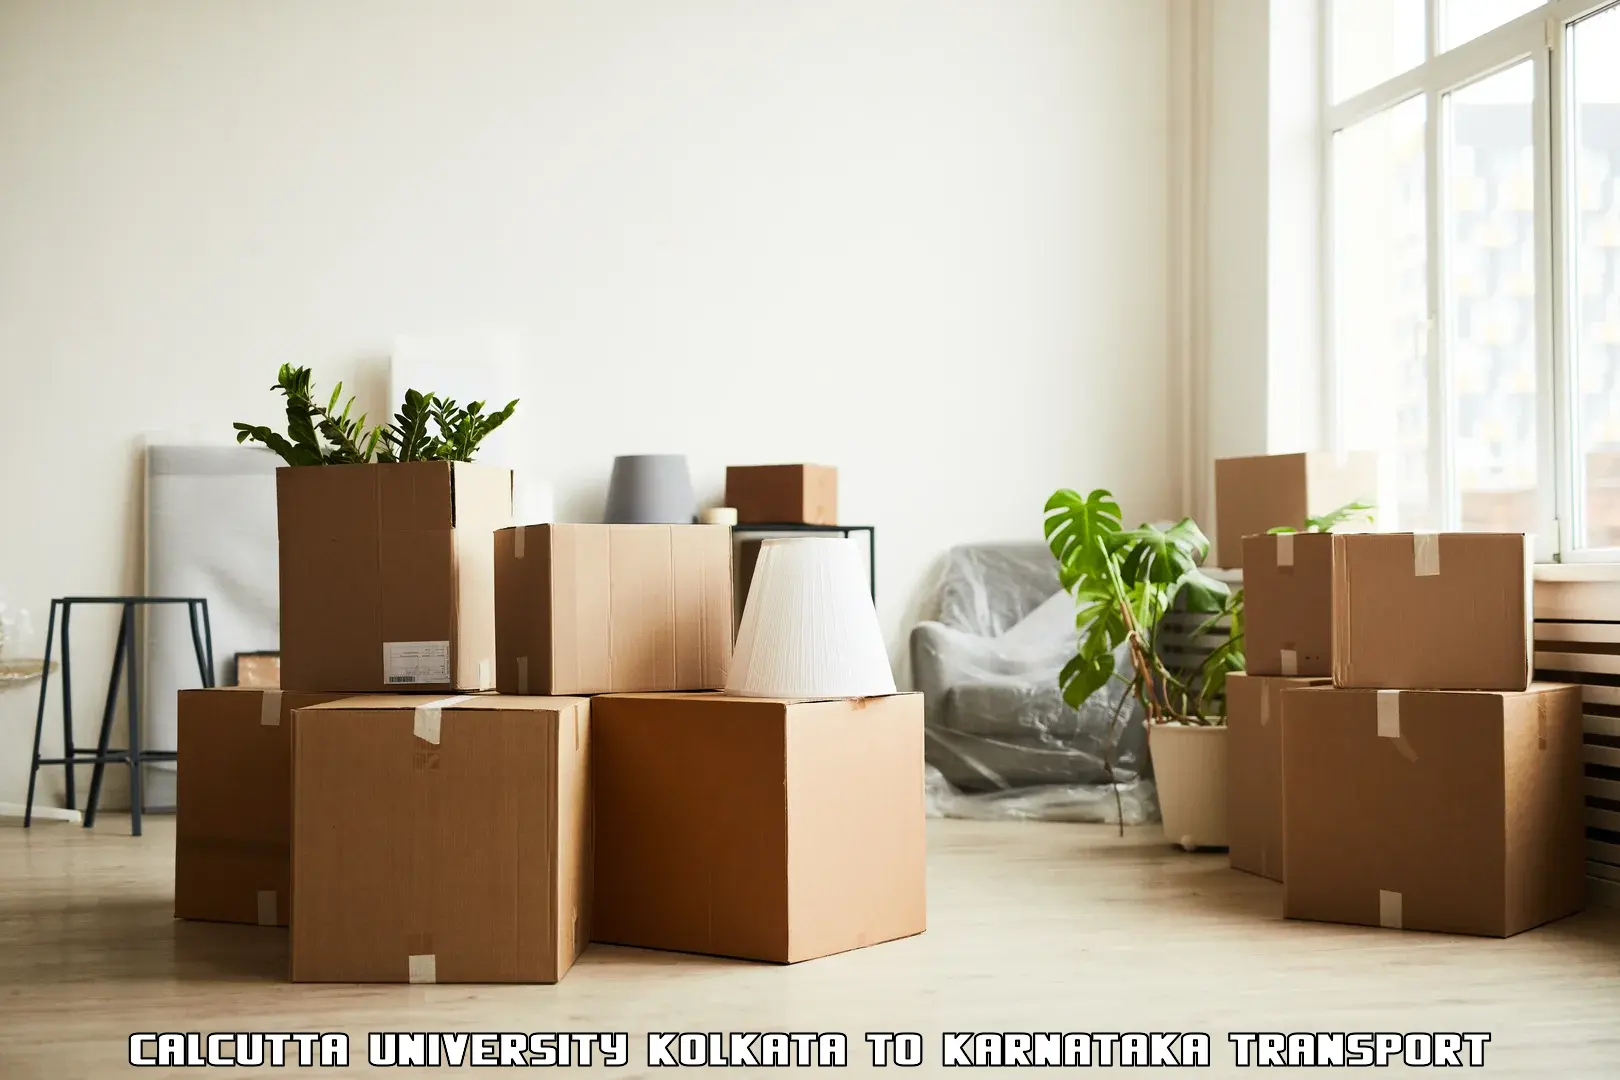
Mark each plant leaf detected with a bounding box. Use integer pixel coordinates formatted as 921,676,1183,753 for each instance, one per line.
1043,489,1122,583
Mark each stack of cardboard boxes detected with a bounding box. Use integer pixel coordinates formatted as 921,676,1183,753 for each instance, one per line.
176,460,925,984
1224,455,1586,937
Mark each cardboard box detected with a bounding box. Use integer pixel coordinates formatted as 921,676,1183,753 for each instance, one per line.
591,692,926,963
1213,452,1378,568
290,695,591,983
175,688,353,926
233,652,280,689
277,461,512,693
725,464,838,525
494,524,732,696
1281,683,1584,937
1226,674,1330,881
1242,532,1333,677
1333,532,1531,690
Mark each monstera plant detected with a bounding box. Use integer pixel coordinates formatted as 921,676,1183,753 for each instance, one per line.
234,365,517,467
1042,489,1234,836
1043,488,1375,841
1043,489,1233,725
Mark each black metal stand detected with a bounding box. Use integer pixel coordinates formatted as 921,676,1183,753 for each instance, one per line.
730,523,876,601
24,597,214,836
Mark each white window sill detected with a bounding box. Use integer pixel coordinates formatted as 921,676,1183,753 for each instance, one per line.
1534,563,1620,583
1205,563,1620,584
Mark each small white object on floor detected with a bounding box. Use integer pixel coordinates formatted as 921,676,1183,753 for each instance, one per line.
0,803,82,824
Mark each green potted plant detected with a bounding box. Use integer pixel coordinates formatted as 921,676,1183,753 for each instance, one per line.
233,365,521,694
1043,490,1377,847
233,364,517,465
1043,490,1235,847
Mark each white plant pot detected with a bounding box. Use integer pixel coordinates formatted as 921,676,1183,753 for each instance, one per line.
1148,723,1228,851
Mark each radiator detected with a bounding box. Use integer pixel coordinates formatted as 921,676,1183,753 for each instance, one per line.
1533,574,1620,908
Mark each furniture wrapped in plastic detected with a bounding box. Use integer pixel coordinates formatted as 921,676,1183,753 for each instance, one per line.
911,542,1156,824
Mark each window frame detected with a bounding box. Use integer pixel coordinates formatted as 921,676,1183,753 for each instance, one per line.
1322,0,1620,561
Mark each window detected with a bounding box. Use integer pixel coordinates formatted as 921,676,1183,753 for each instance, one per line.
1327,0,1620,559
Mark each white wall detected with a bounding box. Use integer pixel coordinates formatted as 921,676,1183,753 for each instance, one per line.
1205,0,1272,510
1198,0,1326,561
0,0,1175,809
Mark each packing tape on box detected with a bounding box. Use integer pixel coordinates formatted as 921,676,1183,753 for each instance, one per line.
1376,690,1401,737
1260,688,1271,726
1275,533,1294,568
1379,889,1403,930
259,690,282,727
413,696,473,745
408,954,437,985
513,525,525,559
1280,648,1298,676
516,656,529,695
1412,532,1441,577
256,890,277,927
1376,691,1420,761
478,658,493,691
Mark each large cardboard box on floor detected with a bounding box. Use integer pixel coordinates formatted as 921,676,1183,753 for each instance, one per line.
1243,533,1334,677
1225,674,1330,881
494,524,732,696
1281,683,1584,937
591,692,926,964
1333,532,1531,690
290,695,591,983
175,688,354,926
1213,452,1377,568
277,461,512,693
725,464,838,525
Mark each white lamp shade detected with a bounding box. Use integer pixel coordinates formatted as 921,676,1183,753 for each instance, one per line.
726,537,896,699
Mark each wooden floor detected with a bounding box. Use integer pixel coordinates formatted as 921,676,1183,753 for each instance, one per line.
3,818,1620,1078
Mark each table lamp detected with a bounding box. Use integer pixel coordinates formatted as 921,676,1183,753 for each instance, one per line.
603,454,696,524
726,537,896,698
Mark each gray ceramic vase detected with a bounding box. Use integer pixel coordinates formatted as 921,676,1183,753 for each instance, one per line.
603,454,696,524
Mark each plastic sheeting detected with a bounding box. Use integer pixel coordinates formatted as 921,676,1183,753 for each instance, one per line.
912,543,1157,825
